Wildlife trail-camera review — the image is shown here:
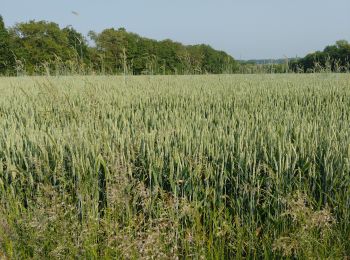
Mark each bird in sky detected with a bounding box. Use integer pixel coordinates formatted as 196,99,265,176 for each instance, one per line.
71,11,79,16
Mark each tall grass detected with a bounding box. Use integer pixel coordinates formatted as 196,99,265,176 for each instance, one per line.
0,74,349,258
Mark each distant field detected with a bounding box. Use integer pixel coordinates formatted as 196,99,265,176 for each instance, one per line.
0,74,349,258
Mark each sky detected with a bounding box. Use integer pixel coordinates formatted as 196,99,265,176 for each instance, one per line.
1,0,350,60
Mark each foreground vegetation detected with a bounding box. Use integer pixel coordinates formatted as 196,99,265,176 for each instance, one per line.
0,74,350,258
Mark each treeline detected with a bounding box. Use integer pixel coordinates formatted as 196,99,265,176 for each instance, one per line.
1,15,349,76
237,40,350,73
0,16,238,76
290,40,350,72
239,40,350,74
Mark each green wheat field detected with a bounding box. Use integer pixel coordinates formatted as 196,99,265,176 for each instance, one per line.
0,74,350,258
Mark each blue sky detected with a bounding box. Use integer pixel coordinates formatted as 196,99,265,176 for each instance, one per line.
2,0,350,59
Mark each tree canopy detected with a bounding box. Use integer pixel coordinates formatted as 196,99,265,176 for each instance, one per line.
0,16,349,75
0,17,238,75
291,40,350,72
0,15,15,74
8,20,80,74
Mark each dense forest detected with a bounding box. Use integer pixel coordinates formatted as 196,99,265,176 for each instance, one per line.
1,15,349,75
0,16,237,75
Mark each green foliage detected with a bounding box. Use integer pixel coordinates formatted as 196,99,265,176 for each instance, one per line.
2,14,349,76
0,15,15,75
0,75,349,258
292,40,350,72
90,28,237,75
0,16,238,75
9,20,77,74
62,26,89,61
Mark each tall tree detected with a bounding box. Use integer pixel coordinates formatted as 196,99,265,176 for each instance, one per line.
62,26,89,61
293,40,350,72
10,20,75,73
0,15,14,74
90,28,130,73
